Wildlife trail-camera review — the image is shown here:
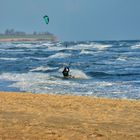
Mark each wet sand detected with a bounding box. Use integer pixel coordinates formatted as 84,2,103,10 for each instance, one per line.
0,91,140,140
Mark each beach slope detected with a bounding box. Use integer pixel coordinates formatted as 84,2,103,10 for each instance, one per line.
0,92,140,140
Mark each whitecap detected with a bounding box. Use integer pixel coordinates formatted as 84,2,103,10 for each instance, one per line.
74,43,112,51
131,44,140,49
70,69,90,79
93,44,112,50
48,52,71,59
42,42,54,47
75,43,94,49
47,45,67,51
0,57,18,61
96,81,114,87
80,49,94,55
30,66,57,72
15,43,35,48
116,56,127,61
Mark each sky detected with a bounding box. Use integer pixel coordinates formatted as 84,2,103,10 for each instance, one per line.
0,0,140,41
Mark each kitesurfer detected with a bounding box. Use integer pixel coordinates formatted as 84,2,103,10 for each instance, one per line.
62,67,70,78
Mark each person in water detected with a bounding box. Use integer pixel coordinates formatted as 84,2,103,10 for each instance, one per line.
62,67,70,77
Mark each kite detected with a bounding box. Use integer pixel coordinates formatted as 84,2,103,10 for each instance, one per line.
43,15,49,25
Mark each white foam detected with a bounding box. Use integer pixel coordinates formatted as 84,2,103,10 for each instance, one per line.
80,49,94,55
48,52,71,59
75,43,94,49
47,45,67,51
131,44,140,49
73,43,112,51
15,43,46,49
97,81,114,87
0,72,86,94
41,42,112,52
43,42,66,51
24,56,48,61
116,56,127,61
15,43,35,48
70,69,90,79
0,72,51,92
30,66,57,72
72,43,94,50
93,44,112,50
0,57,18,61
0,72,49,81
42,42,55,47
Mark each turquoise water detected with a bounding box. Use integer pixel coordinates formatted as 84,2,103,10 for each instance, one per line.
0,40,140,99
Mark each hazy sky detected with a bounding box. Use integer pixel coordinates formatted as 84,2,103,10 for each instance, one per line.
1,0,140,41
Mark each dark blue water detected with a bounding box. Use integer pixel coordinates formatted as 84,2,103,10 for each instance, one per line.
0,40,140,99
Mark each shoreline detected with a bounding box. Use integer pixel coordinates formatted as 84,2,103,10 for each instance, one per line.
1,91,140,140
0,35,58,42
0,38,56,42
0,38,44,42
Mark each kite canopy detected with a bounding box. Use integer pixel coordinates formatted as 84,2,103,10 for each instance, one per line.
43,15,49,24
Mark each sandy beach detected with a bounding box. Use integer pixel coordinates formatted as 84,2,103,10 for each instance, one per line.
0,38,38,42
0,38,52,42
0,91,140,140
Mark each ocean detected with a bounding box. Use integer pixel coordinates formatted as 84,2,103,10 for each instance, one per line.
0,40,140,100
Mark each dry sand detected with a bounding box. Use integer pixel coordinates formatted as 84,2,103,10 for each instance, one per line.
0,91,140,140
